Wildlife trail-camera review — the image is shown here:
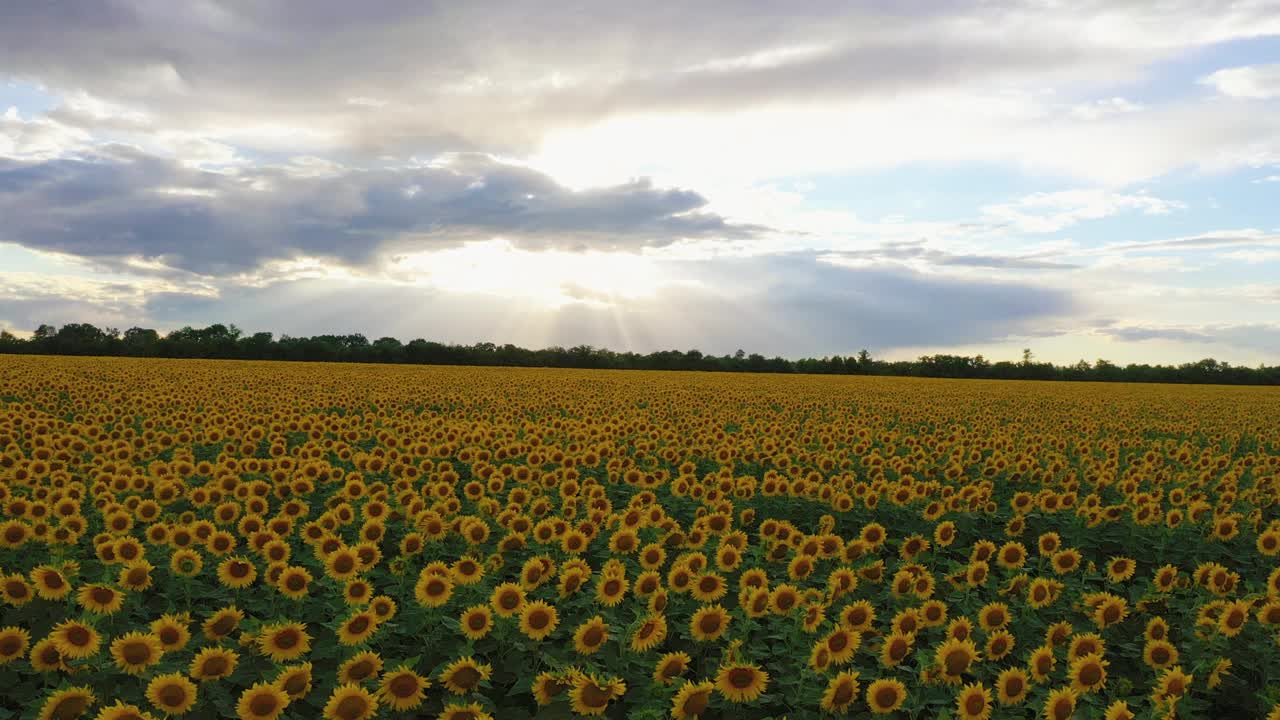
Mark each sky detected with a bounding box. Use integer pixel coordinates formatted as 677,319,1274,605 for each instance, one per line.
1,1,1279,365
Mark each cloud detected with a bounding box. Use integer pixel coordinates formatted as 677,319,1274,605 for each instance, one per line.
1105,228,1280,253
821,240,1079,270
0,107,90,159
1218,248,1280,264
45,252,1075,357
3,2,1278,160
1069,97,1143,120
1095,322,1280,354
0,147,758,274
0,270,204,331
1201,63,1280,99
979,189,1183,233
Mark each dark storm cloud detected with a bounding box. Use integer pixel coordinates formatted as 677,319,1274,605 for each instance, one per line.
0,148,757,274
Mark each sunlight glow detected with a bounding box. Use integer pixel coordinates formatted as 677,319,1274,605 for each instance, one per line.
393,240,671,308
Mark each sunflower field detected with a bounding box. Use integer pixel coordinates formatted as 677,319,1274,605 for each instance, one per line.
1,356,1279,720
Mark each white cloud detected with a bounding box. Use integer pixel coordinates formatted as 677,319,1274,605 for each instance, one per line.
1069,96,1143,120
0,108,90,160
1218,248,1280,264
1201,63,1280,99
980,189,1183,233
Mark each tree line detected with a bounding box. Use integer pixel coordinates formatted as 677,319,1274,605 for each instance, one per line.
1,322,1276,385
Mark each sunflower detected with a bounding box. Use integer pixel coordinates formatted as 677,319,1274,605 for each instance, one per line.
30,638,66,673
274,566,312,599
820,671,861,713
377,666,430,711
891,608,921,636
1153,565,1179,592
1258,528,1280,556
769,584,801,615
531,670,572,706
325,550,361,582
109,632,163,675
1068,653,1108,693
1092,596,1128,629
370,595,398,622
190,646,238,681
1044,622,1072,648
147,673,198,716
338,650,383,684
203,606,245,641
572,616,609,655
236,683,289,720
0,626,30,664
217,557,258,589
518,600,558,641
257,622,311,662
30,565,73,600
170,548,204,577
1217,600,1250,637
1068,634,1104,662
0,574,34,605
741,587,770,617
50,620,101,659
840,600,876,631
1050,549,1081,575
414,571,454,608
322,684,377,720
1106,556,1136,582
36,687,95,720
1257,600,1280,626
459,605,494,641
866,678,907,714
151,613,192,652
437,702,494,720
274,663,313,700
654,651,691,685
118,560,154,591
1153,666,1192,705
997,667,1029,705
947,617,975,642
630,614,668,652
336,611,378,646
1143,639,1178,670
935,638,980,684
824,627,860,664
965,561,989,587
1029,646,1056,683
569,673,626,716
715,663,768,703
1027,578,1064,608
1104,700,1135,720
690,605,731,642
954,682,992,720
919,599,948,627
985,630,1015,661
1043,687,1077,720
978,603,1010,632
671,680,715,719
76,583,125,615
440,657,492,695
94,701,160,720
1207,658,1232,689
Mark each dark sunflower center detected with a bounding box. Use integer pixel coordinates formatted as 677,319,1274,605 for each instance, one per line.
728,668,755,689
